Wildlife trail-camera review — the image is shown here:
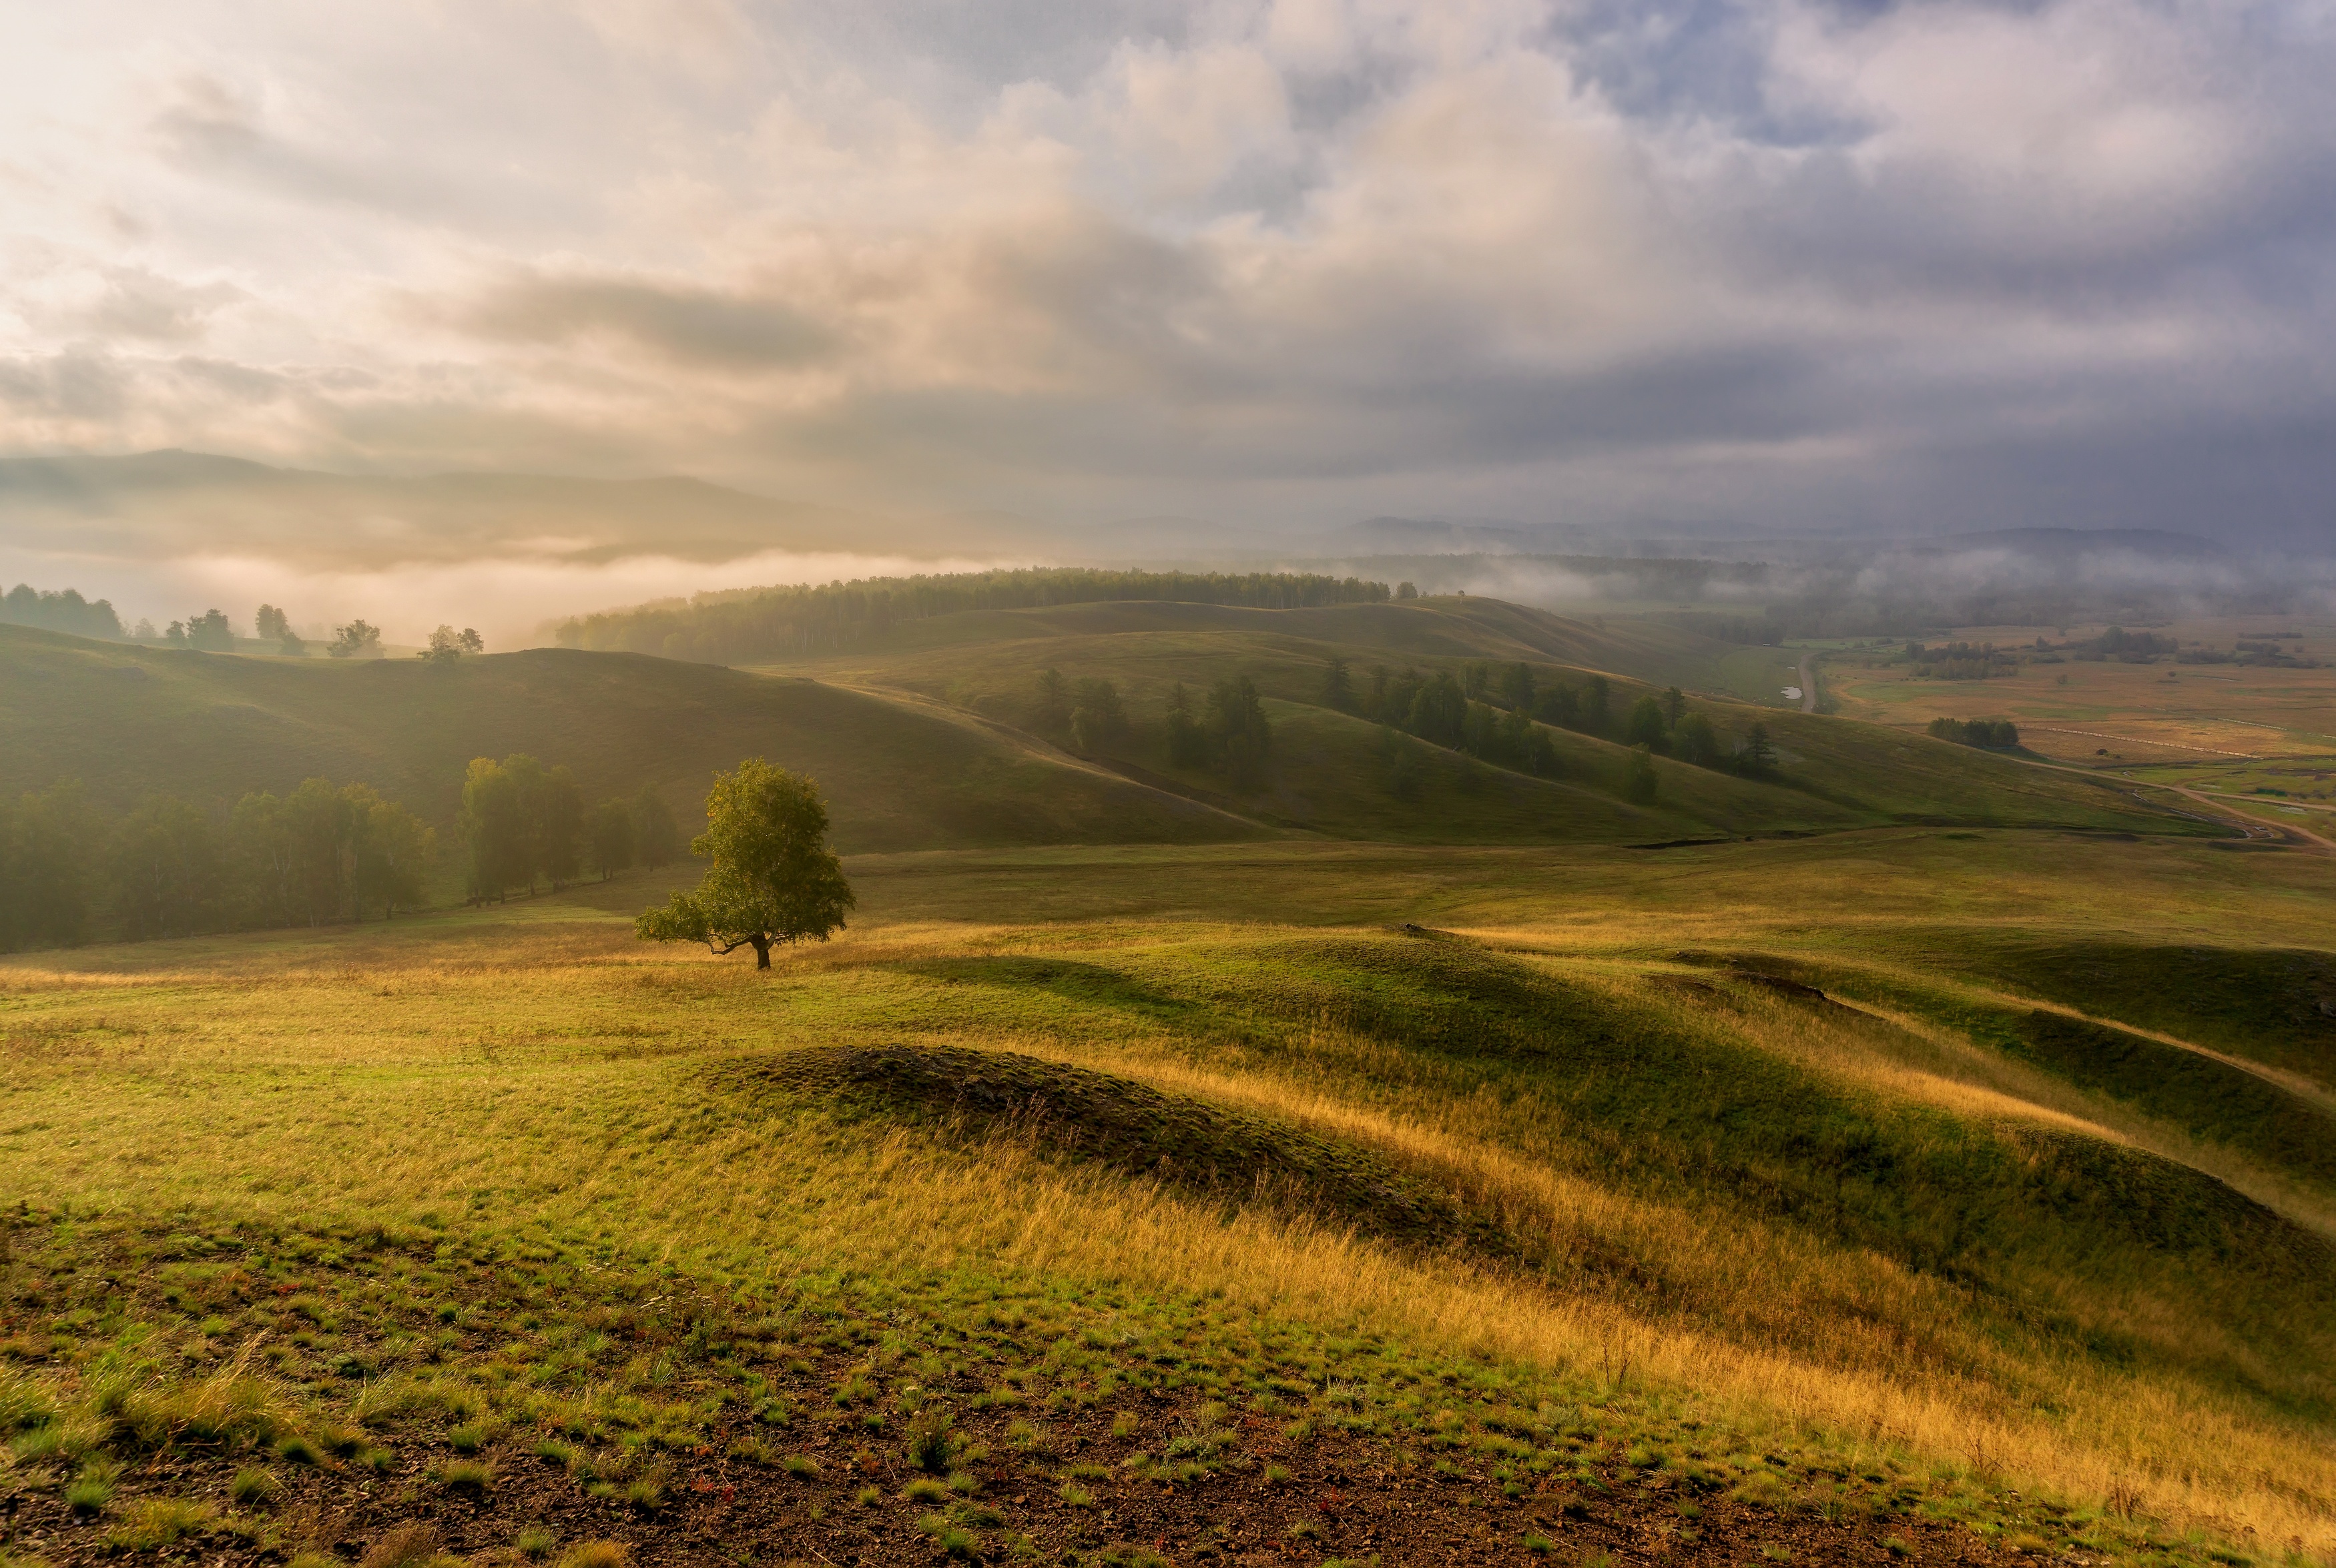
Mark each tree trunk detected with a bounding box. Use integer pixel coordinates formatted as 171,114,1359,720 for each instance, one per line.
752,935,772,969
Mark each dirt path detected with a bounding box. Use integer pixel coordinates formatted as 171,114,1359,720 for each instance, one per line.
2000,748,2334,851
1797,651,1817,713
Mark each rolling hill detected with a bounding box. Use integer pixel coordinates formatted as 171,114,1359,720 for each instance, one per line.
3,589,2189,859
0,624,1255,854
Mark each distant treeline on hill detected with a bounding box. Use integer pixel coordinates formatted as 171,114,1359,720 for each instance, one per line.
4,583,123,641
0,759,687,954
1928,717,2021,749
553,568,1391,663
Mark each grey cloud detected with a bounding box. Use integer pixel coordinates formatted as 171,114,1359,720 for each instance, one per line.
452,273,837,371
4,0,2335,554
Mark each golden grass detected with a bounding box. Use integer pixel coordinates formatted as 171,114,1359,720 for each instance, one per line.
4,837,2334,1556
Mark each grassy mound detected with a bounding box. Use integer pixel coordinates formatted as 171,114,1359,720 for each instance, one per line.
719,1042,1512,1256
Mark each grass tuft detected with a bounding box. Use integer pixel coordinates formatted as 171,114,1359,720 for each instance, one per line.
104,1498,217,1552
440,1457,495,1492
554,1543,630,1568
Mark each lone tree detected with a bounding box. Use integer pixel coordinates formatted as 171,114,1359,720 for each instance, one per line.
635,759,854,969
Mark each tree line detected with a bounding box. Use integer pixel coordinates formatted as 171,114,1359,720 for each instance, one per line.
2,758,688,953
1,778,436,952
3,584,123,640
1033,669,1276,790
1927,717,2021,749
459,757,681,903
551,568,1392,664
1331,657,1775,787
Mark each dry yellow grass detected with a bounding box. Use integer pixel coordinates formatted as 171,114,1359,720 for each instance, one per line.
4,837,2333,1557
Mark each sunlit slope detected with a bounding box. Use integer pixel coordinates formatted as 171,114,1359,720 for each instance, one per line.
3,832,2332,1559
771,596,2199,840
0,624,1259,852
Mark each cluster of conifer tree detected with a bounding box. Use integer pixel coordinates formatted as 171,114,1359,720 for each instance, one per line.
1030,669,1277,790
0,777,436,952
554,568,1390,663
1926,717,2022,749
1324,657,1774,799
458,755,681,903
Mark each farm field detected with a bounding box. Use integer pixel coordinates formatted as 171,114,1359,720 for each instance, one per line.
1819,619,2336,811
3,828,2333,1568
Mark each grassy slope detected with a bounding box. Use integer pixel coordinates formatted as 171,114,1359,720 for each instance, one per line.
0,624,1259,854
2,831,2331,1566
3,595,2193,859
772,595,2198,841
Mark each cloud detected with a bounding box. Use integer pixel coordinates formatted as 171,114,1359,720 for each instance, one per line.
0,0,2330,569
448,270,838,370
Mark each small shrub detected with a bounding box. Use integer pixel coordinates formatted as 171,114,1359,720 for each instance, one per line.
517,1525,558,1561
230,1467,281,1506
65,1476,114,1515
904,1477,950,1503
1523,1534,1556,1554
856,1485,881,1507
276,1432,321,1465
1883,1538,1912,1559
906,1405,957,1473
105,1498,217,1551
947,1469,981,1496
1059,1482,1094,1509
727,1436,776,1466
623,1473,666,1513
535,1439,577,1466
440,1458,495,1493
448,1424,485,1453
784,1454,819,1479
1760,1548,1793,1563
1111,1411,1139,1438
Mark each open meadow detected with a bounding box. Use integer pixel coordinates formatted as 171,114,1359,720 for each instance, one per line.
1819,621,2336,819
5,827,2333,1568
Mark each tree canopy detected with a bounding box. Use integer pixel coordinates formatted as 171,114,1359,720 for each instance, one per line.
635,759,854,968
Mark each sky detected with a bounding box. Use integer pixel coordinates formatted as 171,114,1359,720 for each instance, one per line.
2,0,2333,637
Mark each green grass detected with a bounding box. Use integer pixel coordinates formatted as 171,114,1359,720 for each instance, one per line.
0,832,2329,1563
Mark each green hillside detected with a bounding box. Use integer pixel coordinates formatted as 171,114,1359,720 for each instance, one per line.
3,593,2191,862
0,624,1255,854
759,594,2198,841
